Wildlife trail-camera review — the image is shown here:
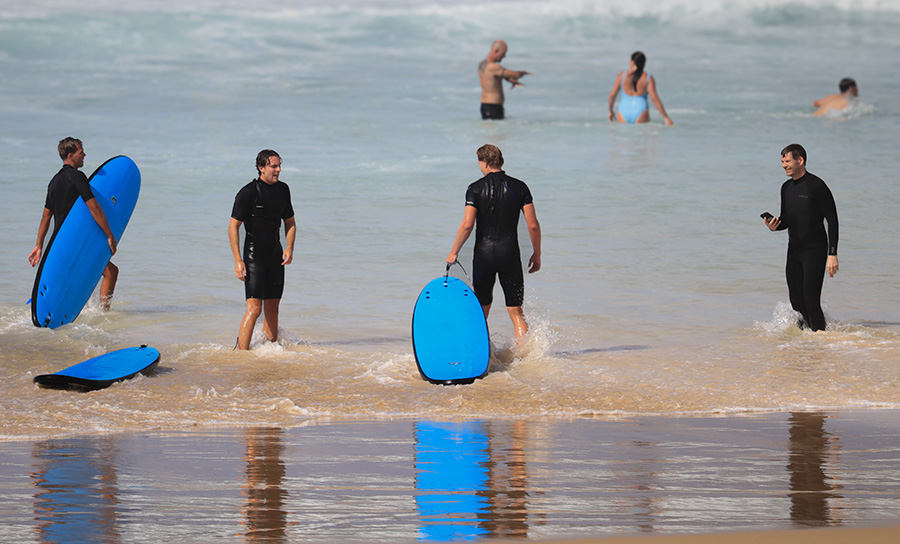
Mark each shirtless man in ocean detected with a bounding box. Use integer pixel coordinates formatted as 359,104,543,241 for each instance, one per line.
479,40,531,120
813,78,857,116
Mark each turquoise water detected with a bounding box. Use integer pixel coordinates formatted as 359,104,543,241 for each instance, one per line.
2,0,900,437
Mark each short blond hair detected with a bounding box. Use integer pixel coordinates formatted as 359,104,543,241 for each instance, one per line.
476,144,504,169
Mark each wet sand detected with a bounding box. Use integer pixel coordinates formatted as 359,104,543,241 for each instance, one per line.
1,411,899,543
530,524,900,544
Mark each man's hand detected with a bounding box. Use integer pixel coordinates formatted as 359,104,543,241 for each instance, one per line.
28,246,42,267
826,255,839,278
528,253,541,274
764,216,781,231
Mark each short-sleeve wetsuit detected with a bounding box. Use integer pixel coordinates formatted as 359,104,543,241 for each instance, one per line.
44,164,95,235
774,171,839,331
231,179,295,300
465,171,533,307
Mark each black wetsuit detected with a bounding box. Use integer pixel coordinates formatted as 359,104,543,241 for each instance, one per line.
465,171,533,307
231,179,294,300
44,165,95,235
775,171,839,331
480,103,504,120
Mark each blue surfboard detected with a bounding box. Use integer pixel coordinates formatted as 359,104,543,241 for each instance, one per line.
31,156,141,328
412,274,490,385
414,420,490,540
33,345,160,392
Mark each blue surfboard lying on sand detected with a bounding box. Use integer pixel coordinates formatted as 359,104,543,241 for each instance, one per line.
31,155,141,328
33,345,160,392
412,273,490,385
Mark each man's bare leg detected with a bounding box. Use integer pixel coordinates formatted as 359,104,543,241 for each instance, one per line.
507,305,528,346
237,298,263,350
99,262,118,310
262,298,280,343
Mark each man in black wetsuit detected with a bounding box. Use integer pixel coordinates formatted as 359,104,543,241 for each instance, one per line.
28,137,119,310
763,143,839,331
447,144,542,345
229,150,297,350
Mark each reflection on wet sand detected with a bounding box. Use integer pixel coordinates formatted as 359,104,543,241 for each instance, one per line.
478,420,545,537
11,412,897,542
788,412,842,527
415,420,489,541
242,427,289,543
31,436,120,544
612,439,663,534
415,420,542,541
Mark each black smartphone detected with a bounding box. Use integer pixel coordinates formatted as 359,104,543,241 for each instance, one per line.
760,212,774,220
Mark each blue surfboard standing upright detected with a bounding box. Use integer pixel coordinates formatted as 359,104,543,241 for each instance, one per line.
31,156,141,328
412,265,490,385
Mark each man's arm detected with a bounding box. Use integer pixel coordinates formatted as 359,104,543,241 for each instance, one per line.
446,206,477,264
85,198,117,256
229,218,246,280
501,66,530,87
489,62,530,87
816,180,840,277
522,203,541,273
282,216,296,265
28,208,54,266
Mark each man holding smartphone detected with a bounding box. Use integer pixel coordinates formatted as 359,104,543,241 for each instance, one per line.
762,143,839,331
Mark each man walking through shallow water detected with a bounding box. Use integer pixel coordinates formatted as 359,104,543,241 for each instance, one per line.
478,40,531,120
762,143,839,332
447,144,542,346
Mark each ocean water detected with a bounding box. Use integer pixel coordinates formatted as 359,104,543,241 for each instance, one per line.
3,0,900,438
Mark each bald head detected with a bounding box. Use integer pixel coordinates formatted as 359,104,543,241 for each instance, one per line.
488,40,507,62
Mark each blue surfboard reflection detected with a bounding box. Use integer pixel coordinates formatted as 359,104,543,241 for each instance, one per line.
415,421,490,541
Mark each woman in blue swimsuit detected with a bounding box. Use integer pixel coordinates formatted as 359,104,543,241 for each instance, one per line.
608,51,674,126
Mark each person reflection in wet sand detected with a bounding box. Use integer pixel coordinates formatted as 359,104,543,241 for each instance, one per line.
242,427,288,543
788,412,842,527
478,420,545,537
32,437,121,544
614,440,663,533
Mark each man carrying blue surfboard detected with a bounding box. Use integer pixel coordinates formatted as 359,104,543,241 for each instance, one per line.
229,150,297,350
28,137,119,310
447,144,542,346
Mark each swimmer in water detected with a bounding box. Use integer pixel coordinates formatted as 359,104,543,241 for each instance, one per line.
608,51,674,126
478,40,531,120
813,77,857,116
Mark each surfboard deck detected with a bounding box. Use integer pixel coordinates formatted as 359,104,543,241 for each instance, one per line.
31,155,141,328
412,276,489,385
33,345,160,392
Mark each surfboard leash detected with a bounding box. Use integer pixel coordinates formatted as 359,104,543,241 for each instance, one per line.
445,260,473,285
